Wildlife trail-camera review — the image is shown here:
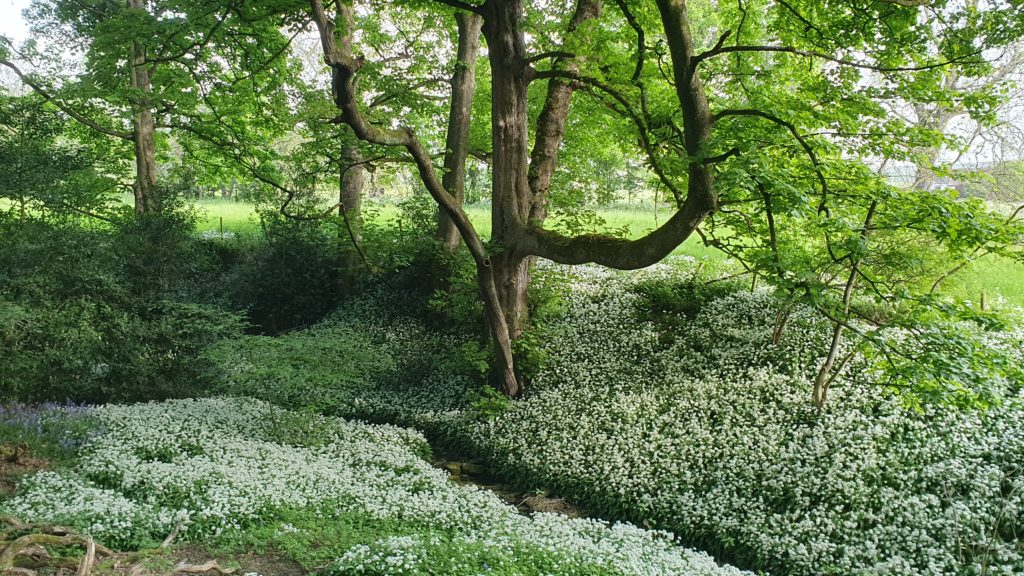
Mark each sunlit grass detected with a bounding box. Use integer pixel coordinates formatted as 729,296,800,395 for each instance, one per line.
937,253,1024,309
192,197,262,236
137,197,1024,309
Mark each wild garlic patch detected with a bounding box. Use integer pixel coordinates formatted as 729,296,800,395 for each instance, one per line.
459,264,1024,576
199,259,1023,575
0,397,751,576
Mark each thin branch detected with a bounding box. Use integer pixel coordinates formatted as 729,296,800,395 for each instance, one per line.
712,108,829,212
145,8,227,64
702,147,740,164
532,68,686,205
0,59,133,140
876,0,931,6
612,0,646,83
229,24,306,87
368,78,450,108
929,201,1024,294
694,44,981,72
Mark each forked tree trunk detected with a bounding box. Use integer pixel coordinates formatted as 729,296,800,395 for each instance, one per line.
482,0,599,341
310,0,718,398
438,12,483,251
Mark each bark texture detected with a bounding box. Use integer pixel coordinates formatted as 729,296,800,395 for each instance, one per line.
339,143,366,289
310,0,521,397
128,0,159,213
438,12,484,251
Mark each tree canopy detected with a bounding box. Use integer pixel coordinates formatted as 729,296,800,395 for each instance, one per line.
3,0,1023,401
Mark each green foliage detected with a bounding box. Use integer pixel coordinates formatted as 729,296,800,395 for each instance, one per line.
867,304,1024,408
0,217,244,403
112,205,215,299
632,274,746,322
361,195,487,334
0,93,121,218
204,326,397,416
223,213,345,333
424,250,485,334
465,385,512,421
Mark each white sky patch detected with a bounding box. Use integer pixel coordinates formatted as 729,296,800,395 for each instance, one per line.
0,0,30,44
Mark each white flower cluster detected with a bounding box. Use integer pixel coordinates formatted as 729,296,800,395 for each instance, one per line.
328,518,743,576
1,397,750,576
460,264,1024,576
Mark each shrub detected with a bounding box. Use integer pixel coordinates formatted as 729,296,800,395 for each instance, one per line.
222,213,345,333
205,286,488,428
204,326,398,416
0,217,244,403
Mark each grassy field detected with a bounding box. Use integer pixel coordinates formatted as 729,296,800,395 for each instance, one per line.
172,197,1024,308
192,199,725,258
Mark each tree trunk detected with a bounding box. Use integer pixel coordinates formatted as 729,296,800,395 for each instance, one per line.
482,0,534,344
437,12,483,251
128,0,159,214
339,143,366,289
308,0,719,398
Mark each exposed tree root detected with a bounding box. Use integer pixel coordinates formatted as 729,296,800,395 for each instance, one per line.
160,524,183,549
1,517,239,576
0,516,113,576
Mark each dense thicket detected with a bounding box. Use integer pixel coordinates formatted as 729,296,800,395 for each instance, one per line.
0,214,243,402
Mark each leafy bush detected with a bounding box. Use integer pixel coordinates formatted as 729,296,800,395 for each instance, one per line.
0,217,244,403
111,208,217,301
1,398,751,576
222,213,345,333
204,326,398,416
205,286,488,428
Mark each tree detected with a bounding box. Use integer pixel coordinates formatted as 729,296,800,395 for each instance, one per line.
436,11,484,252
0,92,121,219
1,0,297,213
300,0,1024,398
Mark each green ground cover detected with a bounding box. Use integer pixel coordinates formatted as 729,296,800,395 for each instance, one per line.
2,242,1022,575
202,261,1024,576
1,398,749,576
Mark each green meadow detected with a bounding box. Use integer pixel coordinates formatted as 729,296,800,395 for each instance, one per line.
191,197,1022,307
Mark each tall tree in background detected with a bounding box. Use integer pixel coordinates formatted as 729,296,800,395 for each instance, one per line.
0,92,120,218
436,11,483,252
1,0,297,213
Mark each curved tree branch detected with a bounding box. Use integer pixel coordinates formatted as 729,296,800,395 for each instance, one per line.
532,68,686,206
694,44,981,72
712,108,829,212
516,0,719,270
0,59,133,140
310,0,519,395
